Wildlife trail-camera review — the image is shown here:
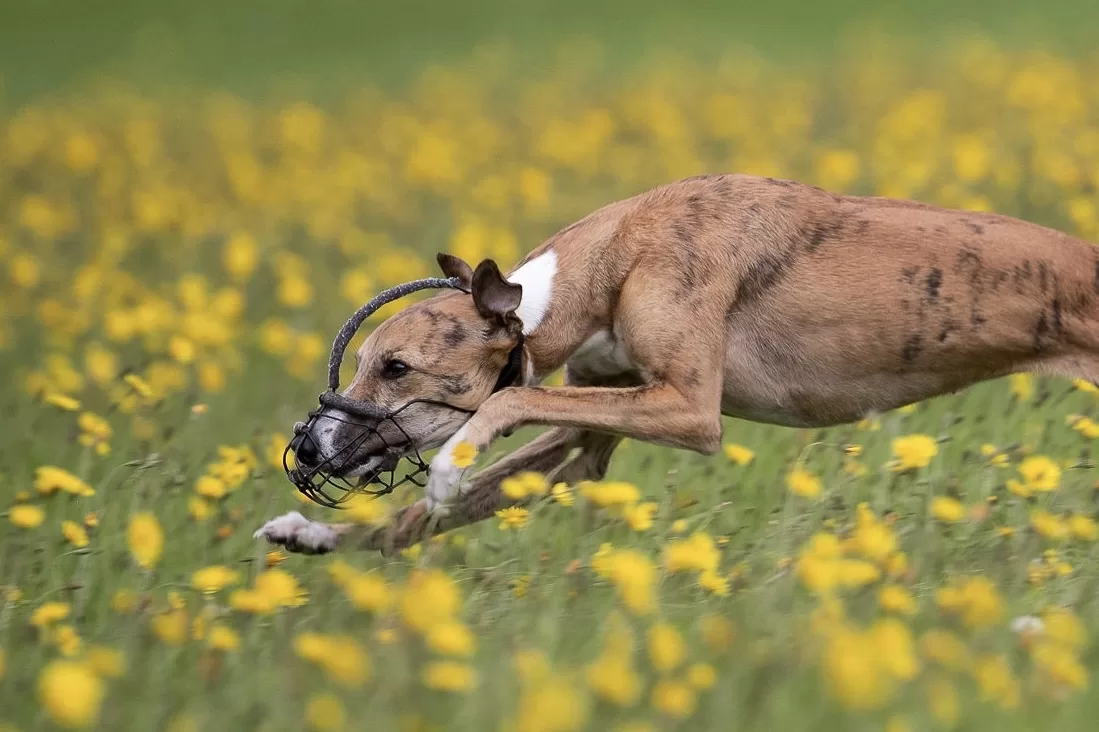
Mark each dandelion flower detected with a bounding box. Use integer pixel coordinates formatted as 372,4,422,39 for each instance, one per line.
930,496,965,523
85,646,126,678
550,482,574,506
1069,514,1098,541
722,443,755,465
890,434,938,471
127,512,164,569
10,504,45,529
496,506,530,530
30,602,71,628
879,585,917,615
422,660,477,692
208,625,241,652
426,621,476,657
61,521,89,549
623,502,657,531
1018,455,1061,492
38,660,104,728
305,692,346,732
450,441,478,469
647,623,686,673
786,468,822,499
650,678,697,718
1031,510,1069,541
191,566,241,594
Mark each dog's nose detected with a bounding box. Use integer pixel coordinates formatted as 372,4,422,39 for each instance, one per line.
289,432,320,467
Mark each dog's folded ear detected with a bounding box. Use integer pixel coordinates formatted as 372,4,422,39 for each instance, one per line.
437,253,474,290
471,259,523,327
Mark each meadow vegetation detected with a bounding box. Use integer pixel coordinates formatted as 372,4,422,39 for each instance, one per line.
4,26,1099,732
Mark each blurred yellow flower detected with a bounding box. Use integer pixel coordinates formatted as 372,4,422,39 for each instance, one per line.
10,504,45,529
891,434,938,471
551,482,574,506
31,602,71,628
426,621,476,657
580,480,641,508
150,609,189,646
35,466,94,497
422,660,477,692
85,646,126,678
1031,509,1069,541
722,443,755,465
663,532,719,574
930,496,966,523
400,569,461,632
501,471,550,500
686,663,716,690
207,625,241,652
44,392,81,411
647,623,686,673
127,512,164,569
786,468,822,499
305,692,346,732
879,585,917,615
936,576,1003,629
37,660,104,729
1018,455,1061,492
191,566,240,594
623,502,657,531
1069,514,1098,541
972,654,1020,709
294,633,371,686
650,678,697,718
61,520,89,548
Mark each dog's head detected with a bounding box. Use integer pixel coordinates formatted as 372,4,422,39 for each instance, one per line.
289,253,524,483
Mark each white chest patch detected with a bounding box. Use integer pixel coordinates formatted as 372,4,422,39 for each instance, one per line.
569,330,643,378
508,250,557,335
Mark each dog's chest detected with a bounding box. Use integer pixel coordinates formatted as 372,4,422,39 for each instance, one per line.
567,330,645,380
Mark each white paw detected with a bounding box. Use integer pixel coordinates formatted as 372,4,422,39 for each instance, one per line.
253,511,340,554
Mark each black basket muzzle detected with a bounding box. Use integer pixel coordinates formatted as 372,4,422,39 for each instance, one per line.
283,276,524,508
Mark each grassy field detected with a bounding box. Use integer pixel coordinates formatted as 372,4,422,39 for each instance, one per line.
6,13,1099,732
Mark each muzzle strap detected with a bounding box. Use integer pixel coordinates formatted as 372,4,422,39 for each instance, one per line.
491,334,525,393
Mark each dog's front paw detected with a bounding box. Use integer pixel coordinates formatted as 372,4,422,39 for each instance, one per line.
253,511,341,555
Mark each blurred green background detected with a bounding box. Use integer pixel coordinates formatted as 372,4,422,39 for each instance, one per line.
3,0,1098,102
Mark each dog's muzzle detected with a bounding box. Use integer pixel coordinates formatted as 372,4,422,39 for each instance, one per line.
283,276,524,509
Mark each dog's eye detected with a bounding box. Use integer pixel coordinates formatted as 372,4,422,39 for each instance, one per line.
380,359,410,379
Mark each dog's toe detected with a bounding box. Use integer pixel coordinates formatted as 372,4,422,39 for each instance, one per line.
254,511,340,554
253,511,309,543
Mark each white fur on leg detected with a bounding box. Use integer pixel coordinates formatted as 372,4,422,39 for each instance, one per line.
253,511,341,553
425,424,472,511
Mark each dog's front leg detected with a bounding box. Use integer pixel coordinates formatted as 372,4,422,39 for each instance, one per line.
421,381,722,513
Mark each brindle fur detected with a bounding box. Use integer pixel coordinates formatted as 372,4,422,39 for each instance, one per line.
258,174,1099,554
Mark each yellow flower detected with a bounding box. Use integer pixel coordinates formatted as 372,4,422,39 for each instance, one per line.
550,482,574,506
1074,378,1099,395
254,568,308,607
399,569,461,632
1031,509,1069,541
1009,373,1034,401
45,392,81,411
698,570,730,596
191,566,240,594
786,468,822,499
35,466,94,496
699,615,735,653
127,512,164,569
972,654,1020,709
686,663,716,690
1069,514,1098,541
936,577,1003,629
722,443,755,465
890,434,938,471
110,590,137,614
1041,606,1087,650
422,660,478,692
188,496,213,521
58,520,89,549
30,602,71,628
341,572,393,613
500,471,550,499
10,504,45,529
663,532,719,574
496,506,531,530
150,609,189,646
48,624,82,656
194,475,227,500
228,589,277,615
294,633,371,686
305,692,346,732
38,660,104,728
647,623,686,673
85,646,126,678
579,480,642,508
623,502,657,531
879,585,917,615
450,441,478,468
926,675,960,727
1070,415,1099,439
599,548,658,616
426,621,476,657
207,625,241,652
514,672,589,732
650,679,696,718
1018,455,1061,492
930,496,966,523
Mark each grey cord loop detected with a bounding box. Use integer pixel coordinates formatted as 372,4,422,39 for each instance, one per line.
326,276,467,392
